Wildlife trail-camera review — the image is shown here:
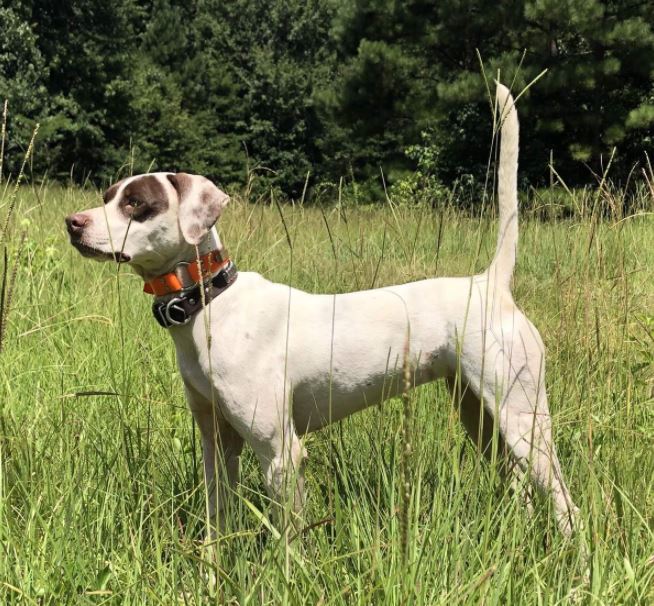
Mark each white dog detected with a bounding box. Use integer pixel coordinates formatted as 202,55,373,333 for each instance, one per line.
66,84,579,538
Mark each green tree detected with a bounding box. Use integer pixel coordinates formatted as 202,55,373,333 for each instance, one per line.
26,0,141,181
3,0,653,194
317,1,436,196
0,5,49,176
200,0,336,197
127,0,245,186
324,0,654,193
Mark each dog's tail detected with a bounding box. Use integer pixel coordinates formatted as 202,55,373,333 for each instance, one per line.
488,82,519,291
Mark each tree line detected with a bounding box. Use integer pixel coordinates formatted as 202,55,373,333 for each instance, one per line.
1,0,653,201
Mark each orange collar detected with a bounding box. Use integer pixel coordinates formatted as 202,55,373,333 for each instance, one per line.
143,250,230,296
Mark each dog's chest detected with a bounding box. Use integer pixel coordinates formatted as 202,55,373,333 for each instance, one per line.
171,326,224,402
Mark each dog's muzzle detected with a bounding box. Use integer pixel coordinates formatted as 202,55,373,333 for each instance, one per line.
65,213,131,263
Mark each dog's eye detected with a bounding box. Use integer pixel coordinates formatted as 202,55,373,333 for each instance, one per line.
128,198,143,208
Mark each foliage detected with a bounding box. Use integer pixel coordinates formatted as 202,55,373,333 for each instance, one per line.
0,0,653,197
389,131,451,206
327,0,654,192
0,5,50,175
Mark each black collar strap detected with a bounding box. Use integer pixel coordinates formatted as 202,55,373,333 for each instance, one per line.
152,261,238,328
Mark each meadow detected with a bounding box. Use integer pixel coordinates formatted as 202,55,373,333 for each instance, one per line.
0,180,653,604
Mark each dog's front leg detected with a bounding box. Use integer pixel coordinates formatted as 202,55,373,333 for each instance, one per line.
251,425,306,535
185,384,244,539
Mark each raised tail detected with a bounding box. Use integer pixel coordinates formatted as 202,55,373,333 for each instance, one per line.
488,82,519,291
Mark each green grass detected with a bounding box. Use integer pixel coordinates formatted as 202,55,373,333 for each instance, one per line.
1,183,653,604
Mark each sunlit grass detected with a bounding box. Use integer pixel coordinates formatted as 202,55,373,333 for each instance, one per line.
0,181,653,603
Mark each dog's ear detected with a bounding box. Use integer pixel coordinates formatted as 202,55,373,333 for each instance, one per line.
167,173,230,245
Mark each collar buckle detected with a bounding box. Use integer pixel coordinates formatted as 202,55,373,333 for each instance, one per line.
153,296,192,328
150,255,238,329
163,297,190,326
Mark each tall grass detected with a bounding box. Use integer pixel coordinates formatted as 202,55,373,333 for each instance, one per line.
0,112,39,355
0,178,652,603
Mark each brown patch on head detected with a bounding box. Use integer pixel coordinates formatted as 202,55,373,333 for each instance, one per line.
167,173,193,199
119,175,169,222
103,178,126,204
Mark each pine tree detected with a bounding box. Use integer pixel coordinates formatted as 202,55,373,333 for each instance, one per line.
323,0,654,191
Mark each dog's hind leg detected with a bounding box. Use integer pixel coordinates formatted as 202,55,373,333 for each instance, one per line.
448,377,534,514
497,383,579,537
455,320,579,537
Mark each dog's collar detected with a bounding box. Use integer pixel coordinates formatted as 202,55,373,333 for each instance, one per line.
143,249,230,296
144,250,238,328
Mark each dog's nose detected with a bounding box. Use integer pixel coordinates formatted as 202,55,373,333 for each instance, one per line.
65,213,90,236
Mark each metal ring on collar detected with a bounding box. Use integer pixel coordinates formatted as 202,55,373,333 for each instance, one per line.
164,297,190,326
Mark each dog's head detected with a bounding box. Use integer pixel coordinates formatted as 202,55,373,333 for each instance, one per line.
65,173,229,276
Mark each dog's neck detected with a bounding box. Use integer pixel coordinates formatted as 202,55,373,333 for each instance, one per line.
134,226,226,282
196,226,224,257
